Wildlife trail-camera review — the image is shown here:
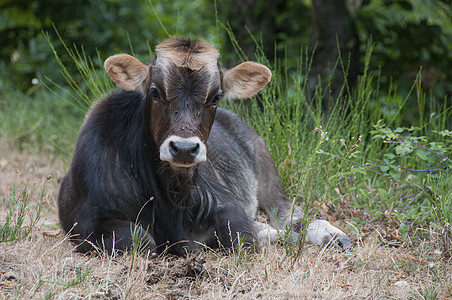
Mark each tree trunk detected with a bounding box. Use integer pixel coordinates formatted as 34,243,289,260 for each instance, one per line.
219,0,288,63
309,0,360,113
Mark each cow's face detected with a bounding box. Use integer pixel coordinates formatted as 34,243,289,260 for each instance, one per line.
104,39,271,173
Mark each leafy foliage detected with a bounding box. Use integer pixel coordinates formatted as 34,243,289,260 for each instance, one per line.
357,0,452,97
0,0,218,91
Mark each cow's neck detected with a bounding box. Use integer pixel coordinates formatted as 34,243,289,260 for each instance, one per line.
158,162,200,205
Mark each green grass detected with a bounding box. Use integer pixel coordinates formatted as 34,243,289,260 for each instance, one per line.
58,265,92,289
221,40,451,247
130,223,154,270
0,87,82,158
0,184,44,243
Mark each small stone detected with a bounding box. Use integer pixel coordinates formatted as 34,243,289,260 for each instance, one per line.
43,221,58,228
4,271,16,280
433,249,442,257
394,280,409,287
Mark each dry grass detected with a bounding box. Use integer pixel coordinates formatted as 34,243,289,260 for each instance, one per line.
1,147,451,299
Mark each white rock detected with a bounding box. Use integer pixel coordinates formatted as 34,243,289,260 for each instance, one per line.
394,280,409,287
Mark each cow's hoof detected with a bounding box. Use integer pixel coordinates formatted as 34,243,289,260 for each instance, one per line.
307,219,351,248
326,234,351,249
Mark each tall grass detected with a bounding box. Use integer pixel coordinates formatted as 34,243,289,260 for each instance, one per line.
221,37,451,244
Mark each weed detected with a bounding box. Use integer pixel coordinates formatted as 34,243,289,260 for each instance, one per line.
273,207,297,257
225,222,250,272
69,266,91,288
129,223,154,271
44,291,57,300
55,265,92,289
420,286,439,300
0,184,44,243
43,28,114,113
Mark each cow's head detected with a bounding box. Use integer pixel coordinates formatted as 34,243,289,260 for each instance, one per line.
104,39,271,174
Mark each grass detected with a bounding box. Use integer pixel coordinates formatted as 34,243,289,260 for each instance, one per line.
0,223,449,298
130,223,154,271
0,87,82,159
0,184,44,243
222,41,451,249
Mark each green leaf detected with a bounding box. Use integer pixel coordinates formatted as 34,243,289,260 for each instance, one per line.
378,188,388,199
351,217,363,224
380,165,390,172
384,153,396,160
350,168,368,175
395,144,413,155
416,150,429,160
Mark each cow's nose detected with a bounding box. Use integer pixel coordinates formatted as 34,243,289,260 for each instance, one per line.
169,140,200,162
160,136,207,166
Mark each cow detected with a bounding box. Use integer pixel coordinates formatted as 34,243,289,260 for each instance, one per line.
58,38,350,255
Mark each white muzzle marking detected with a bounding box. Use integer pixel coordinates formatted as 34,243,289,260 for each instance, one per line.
159,136,207,167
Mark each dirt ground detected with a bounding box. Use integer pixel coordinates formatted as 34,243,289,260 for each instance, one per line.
0,146,451,299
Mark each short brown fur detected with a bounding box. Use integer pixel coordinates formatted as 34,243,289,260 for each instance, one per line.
155,39,219,71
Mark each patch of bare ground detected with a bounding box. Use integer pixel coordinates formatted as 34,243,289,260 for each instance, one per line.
1,147,451,299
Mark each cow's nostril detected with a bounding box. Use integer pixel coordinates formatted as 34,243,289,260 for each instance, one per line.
168,140,201,162
169,141,179,155
191,143,200,156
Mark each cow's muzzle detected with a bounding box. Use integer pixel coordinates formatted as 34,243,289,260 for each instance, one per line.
159,136,207,167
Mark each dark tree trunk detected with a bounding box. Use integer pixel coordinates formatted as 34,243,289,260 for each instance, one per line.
219,0,289,63
309,0,360,113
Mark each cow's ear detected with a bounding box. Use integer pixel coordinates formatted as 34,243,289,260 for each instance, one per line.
104,54,150,94
222,62,272,99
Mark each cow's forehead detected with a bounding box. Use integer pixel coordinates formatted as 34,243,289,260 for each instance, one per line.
154,39,219,72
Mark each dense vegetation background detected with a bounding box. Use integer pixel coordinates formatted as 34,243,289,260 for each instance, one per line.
0,0,451,248
2,0,452,98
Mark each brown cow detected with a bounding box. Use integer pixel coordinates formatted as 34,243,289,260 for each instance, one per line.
58,38,350,255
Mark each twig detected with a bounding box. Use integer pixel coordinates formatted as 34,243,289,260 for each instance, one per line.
317,150,401,183
366,160,445,173
387,229,404,243
393,132,451,163
347,207,365,221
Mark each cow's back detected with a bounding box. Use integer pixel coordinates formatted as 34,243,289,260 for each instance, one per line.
58,90,156,235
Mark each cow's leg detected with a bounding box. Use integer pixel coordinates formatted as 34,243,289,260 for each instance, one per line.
213,204,258,250
71,208,156,254
253,138,351,248
307,219,351,248
153,202,193,256
254,221,279,245
253,137,303,231
255,218,350,248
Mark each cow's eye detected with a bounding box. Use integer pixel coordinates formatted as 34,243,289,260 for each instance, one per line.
150,88,161,102
211,93,222,106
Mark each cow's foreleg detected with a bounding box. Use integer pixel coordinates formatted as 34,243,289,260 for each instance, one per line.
72,209,156,254
214,204,258,250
